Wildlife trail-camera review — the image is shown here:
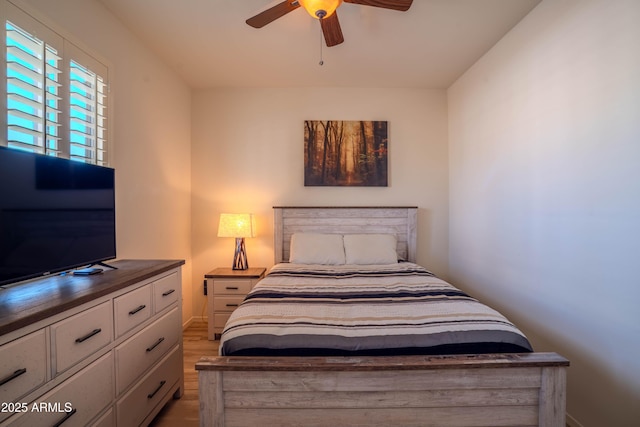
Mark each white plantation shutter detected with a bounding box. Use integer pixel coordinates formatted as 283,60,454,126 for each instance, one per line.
5,17,62,154
2,2,110,165
68,42,108,165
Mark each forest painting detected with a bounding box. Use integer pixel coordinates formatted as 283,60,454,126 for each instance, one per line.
304,120,388,186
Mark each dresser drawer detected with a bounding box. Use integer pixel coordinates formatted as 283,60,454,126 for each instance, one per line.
91,407,115,427
153,271,179,313
213,313,232,331
114,284,152,338
213,279,253,295
213,296,245,312
114,307,180,394
0,329,47,417
7,352,113,427
116,344,181,427
51,301,113,376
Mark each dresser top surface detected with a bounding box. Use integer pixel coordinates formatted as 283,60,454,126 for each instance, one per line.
0,259,184,336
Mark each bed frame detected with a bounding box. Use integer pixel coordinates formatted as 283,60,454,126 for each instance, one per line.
196,207,568,427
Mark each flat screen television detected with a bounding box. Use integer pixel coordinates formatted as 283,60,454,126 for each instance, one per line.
0,146,116,286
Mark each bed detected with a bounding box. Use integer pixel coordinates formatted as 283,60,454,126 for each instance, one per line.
196,206,568,427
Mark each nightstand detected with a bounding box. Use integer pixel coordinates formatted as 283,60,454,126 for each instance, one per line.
205,267,266,340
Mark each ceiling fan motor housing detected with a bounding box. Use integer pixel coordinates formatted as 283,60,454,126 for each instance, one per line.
299,0,343,19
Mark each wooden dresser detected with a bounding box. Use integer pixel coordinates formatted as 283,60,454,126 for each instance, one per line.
0,259,184,427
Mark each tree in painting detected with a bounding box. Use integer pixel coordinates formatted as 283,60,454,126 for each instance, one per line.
304,120,388,186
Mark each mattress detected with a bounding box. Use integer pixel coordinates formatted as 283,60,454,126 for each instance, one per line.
219,262,532,356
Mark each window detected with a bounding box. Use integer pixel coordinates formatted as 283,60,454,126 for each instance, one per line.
1,1,109,165
68,58,108,164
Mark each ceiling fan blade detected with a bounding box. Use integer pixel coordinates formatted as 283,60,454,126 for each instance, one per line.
320,12,344,47
246,1,301,28
343,0,413,12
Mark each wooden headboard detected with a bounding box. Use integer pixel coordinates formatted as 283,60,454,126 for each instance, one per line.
273,206,418,264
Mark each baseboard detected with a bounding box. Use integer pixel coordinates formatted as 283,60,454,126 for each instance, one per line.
183,315,207,330
567,413,584,427
182,317,193,330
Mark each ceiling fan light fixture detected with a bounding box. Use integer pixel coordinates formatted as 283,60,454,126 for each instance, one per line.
298,0,342,19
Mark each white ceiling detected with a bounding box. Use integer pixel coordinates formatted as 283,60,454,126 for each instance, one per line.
98,0,541,89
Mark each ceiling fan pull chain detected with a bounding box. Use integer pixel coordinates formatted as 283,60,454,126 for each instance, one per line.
319,20,324,66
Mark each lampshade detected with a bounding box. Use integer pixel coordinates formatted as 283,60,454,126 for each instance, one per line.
298,0,342,19
217,213,256,238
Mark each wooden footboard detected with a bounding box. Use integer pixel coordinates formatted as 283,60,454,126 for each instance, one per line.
196,352,568,427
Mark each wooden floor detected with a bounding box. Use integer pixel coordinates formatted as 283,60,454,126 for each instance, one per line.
149,320,218,427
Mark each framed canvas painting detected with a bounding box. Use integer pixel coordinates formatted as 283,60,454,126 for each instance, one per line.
304,120,388,186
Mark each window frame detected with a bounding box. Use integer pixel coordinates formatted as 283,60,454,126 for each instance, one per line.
0,0,111,166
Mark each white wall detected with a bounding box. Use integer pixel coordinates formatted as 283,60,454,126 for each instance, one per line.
448,1,640,425
191,87,449,318
20,0,194,324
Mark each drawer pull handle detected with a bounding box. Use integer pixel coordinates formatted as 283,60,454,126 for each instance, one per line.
147,380,166,399
225,287,239,290
162,289,175,297
75,328,102,343
146,337,165,352
226,303,239,307
52,408,77,427
128,304,147,315
0,368,27,386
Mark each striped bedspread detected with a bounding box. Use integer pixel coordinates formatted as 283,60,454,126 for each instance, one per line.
219,263,532,356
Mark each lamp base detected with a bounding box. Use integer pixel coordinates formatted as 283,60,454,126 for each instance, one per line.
232,237,249,270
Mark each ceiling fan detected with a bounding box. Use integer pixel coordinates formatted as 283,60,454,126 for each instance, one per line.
246,0,414,47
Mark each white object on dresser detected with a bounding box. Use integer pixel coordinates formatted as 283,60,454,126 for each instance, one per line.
0,260,184,427
205,267,265,340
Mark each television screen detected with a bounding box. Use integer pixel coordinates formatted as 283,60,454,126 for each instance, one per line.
0,146,116,286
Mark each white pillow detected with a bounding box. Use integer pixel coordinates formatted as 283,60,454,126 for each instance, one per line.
343,234,398,265
289,233,345,265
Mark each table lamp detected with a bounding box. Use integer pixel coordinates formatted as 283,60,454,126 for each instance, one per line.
217,213,256,270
